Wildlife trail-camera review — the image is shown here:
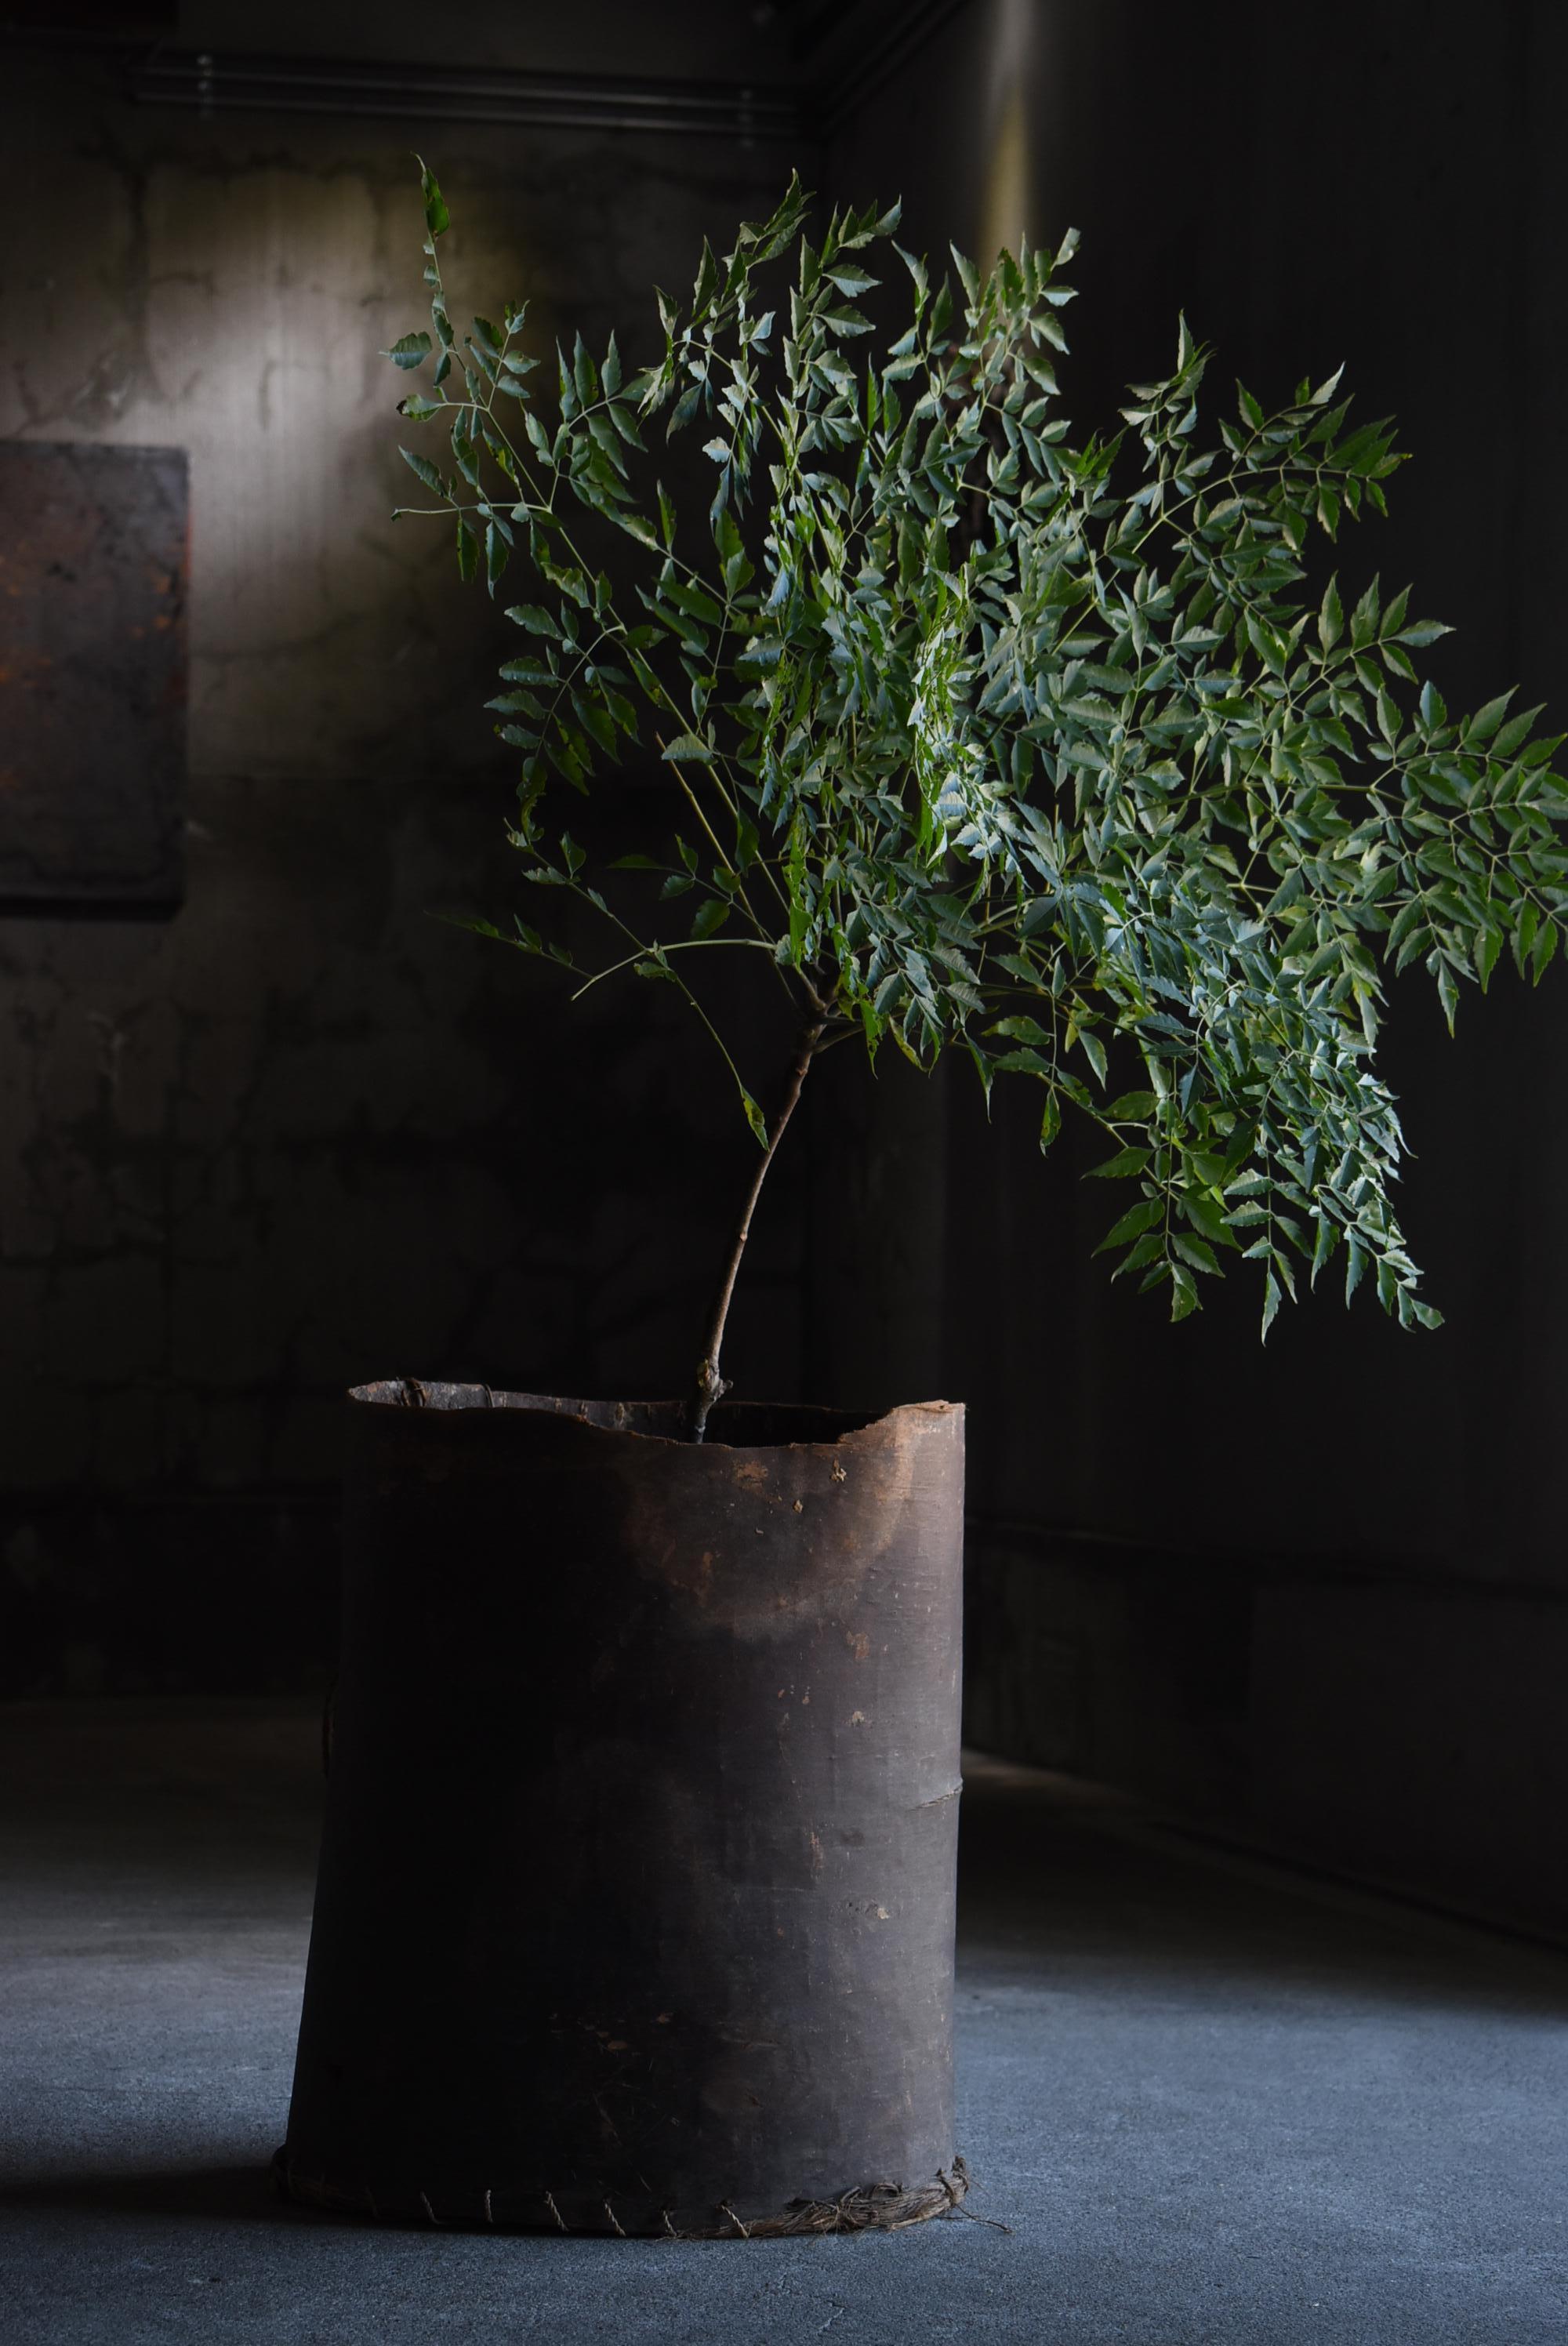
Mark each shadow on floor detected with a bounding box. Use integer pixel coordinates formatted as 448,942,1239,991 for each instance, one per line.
956,1755,1568,2022
0,2163,296,2225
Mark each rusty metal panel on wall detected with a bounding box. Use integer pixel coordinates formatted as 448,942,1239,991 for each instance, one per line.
0,441,187,910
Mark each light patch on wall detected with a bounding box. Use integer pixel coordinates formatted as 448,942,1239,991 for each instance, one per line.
0,122,546,784
975,0,1036,267
143,164,456,779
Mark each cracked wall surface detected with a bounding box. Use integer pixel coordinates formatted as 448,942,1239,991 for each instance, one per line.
0,45,808,1690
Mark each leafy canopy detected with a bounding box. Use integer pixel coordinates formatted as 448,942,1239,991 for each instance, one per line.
387,164,1568,1338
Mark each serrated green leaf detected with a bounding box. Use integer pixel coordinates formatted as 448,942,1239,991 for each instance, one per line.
1077,1029,1107,1084
1088,1147,1151,1178
1180,1190,1232,1247
1171,1233,1220,1275
1475,925,1504,988
505,604,561,637
400,448,446,496
1532,916,1558,982
418,159,449,239
384,331,433,372
1319,576,1344,652
1170,1262,1201,1320
485,520,508,593
1465,690,1515,746
1094,1197,1162,1254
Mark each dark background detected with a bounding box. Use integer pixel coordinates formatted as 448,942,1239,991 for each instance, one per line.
2,1,1563,1934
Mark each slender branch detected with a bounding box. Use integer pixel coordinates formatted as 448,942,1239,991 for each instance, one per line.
568,935,776,1003
688,1017,824,1442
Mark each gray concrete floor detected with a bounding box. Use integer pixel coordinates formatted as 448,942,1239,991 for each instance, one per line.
1,1703,1564,2346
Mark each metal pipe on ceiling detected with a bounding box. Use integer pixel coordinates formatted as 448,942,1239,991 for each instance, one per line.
128,52,803,141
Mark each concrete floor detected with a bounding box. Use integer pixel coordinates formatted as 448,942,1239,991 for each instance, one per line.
1,1704,1564,2345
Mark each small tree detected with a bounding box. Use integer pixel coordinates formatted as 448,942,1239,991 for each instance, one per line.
387,165,1568,1437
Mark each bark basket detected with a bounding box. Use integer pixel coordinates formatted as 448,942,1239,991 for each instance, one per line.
277,1382,966,2239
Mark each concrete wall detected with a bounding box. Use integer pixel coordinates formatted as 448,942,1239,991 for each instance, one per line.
829,0,1568,1934
0,28,810,1690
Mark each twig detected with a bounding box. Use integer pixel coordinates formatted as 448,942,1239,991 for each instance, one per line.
689,1017,823,1440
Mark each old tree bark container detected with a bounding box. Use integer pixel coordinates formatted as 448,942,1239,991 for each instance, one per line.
277,1384,967,2238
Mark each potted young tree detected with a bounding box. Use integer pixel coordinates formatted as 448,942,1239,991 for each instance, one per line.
277,169,1568,2237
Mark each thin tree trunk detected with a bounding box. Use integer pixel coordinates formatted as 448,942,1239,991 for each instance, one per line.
688,1018,824,1441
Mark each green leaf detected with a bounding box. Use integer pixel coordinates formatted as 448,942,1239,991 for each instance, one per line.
1319,577,1343,652
384,331,433,372
1088,1147,1151,1178
1094,1197,1162,1254
662,733,714,764
1435,958,1460,1033
1172,1233,1220,1276
400,448,446,496
1532,916,1559,982
1492,705,1544,759
456,518,479,583
1513,897,1540,978
1475,925,1504,989
485,520,508,593
741,1088,769,1147
1170,1263,1201,1322
505,604,562,637
1465,690,1515,746
418,159,450,240
1180,1190,1232,1247
1114,1232,1167,1279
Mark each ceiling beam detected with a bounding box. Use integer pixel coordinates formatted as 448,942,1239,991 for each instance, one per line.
0,1,976,144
